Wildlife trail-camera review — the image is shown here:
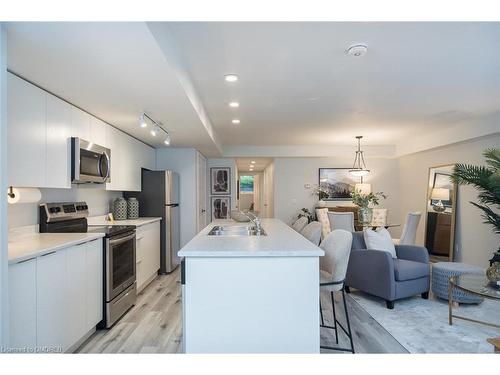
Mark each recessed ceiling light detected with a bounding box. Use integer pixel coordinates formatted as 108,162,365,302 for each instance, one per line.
150,129,157,137
225,74,238,82
232,119,240,124
229,101,239,108
251,161,256,164
164,133,171,146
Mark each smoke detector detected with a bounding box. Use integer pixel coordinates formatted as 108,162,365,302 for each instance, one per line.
346,44,368,57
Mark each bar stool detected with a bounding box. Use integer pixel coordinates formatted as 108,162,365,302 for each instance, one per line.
319,229,355,353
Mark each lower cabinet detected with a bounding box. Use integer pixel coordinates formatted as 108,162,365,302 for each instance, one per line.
8,258,37,349
136,221,161,292
9,238,103,352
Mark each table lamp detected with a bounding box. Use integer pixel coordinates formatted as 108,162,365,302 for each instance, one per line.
431,188,449,212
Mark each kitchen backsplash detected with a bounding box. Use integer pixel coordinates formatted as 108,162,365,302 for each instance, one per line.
8,184,122,229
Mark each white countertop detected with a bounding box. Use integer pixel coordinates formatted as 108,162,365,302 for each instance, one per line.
87,216,162,227
178,218,324,257
8,232,105,264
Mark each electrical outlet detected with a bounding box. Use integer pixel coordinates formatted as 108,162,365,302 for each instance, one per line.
304,183,311,189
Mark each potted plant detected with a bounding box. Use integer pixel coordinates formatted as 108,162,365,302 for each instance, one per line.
451,148,500,282
351,188,387,226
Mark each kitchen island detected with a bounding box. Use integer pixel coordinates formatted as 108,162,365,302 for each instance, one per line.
178,218,324,353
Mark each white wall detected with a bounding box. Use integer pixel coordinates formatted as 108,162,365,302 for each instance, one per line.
7,185,122,230
206,158,237,222
156,148,198,247
399,134,500,268
273,157,401,235
0,23,9,347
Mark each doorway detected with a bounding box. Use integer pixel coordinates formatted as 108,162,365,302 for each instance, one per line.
236,158,274,218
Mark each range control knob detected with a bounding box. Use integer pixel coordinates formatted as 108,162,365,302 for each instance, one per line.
49,207,61,214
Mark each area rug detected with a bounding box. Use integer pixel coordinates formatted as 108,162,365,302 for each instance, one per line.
350,290,500,353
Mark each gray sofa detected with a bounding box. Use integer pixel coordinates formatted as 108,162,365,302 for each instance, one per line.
345,232,430,309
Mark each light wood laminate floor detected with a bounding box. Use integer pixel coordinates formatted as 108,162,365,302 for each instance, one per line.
77,268,407,354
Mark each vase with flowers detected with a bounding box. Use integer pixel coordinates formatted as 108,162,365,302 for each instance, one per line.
351,189,387,226
311,184,329,207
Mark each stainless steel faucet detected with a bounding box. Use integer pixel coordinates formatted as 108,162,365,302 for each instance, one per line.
241,211,262,233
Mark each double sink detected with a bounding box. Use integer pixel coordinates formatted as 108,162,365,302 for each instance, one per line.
208,225,267,236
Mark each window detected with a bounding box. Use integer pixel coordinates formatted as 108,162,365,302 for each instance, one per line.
240,175,254,193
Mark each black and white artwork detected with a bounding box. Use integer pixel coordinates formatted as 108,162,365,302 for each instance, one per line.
211,196,231,220
211,167,231,195
318,168,357,201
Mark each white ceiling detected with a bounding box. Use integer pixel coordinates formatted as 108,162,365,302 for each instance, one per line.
6,22,500,156
236,157,273,172
169,22,500,147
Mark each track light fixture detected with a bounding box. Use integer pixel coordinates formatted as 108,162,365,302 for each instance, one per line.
139,112,171,146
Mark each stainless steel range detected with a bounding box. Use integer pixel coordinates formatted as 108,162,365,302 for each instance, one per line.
39,202,137,328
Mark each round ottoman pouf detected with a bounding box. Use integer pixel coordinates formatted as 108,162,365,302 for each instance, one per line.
432,262,484,304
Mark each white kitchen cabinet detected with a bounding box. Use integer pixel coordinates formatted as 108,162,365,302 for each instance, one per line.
105,124,124,191
71,107,90,141
7,74,46,187
9,258,37,349
66,243,88,348
8,73,153,191
90,117,107,147
46,94,72,188
86,239,103,328
36,250,68,350
136,221,161,292
9,238,103,352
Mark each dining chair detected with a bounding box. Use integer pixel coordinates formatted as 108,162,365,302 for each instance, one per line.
371,208,388,227
328,211,355,232
319,229,355,353
291,216,308,233
315,208,331,241
393,212,421,245
300,221,322,246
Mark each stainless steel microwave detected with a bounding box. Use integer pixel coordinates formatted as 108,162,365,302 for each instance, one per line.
71,137,111,184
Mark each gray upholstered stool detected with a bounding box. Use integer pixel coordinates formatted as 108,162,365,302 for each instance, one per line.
432,262,484,304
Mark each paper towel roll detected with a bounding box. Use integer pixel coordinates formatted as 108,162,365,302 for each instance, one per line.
7,187,42,204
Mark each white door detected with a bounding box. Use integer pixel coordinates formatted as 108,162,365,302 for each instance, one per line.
9,258,37,348
196,152,207,231
85,239,103,328
7,73,46,187
37,250,68,349
262,162,275,218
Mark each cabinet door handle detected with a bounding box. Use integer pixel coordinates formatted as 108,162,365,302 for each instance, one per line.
40,251,57,257
16,257,36,264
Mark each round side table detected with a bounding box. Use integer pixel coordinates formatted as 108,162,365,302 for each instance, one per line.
431,262,484,304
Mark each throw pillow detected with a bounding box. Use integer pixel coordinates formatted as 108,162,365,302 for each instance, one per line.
363,227,397,258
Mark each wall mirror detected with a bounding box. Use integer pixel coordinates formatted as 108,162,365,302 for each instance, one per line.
424,164,458,261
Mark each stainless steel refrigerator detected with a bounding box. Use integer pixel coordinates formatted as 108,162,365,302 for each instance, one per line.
125,169,180,274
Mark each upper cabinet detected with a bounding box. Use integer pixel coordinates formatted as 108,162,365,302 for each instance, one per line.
7,73,156,191
7,74,46,188
70,107,90,141
90,117,107,147
46,95,72,189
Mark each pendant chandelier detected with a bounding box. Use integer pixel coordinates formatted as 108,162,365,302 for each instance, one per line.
349,136,370,177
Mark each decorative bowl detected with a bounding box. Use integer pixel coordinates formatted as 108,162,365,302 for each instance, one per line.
230,210,251,222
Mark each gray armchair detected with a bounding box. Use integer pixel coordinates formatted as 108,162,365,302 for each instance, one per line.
345,232,430,309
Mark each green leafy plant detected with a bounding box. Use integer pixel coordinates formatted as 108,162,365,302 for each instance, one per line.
351,189,387,208
310,184,329,200
451,148,500,234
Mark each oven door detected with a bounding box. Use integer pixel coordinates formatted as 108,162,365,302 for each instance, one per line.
106,232,136,301
71,137,111,183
